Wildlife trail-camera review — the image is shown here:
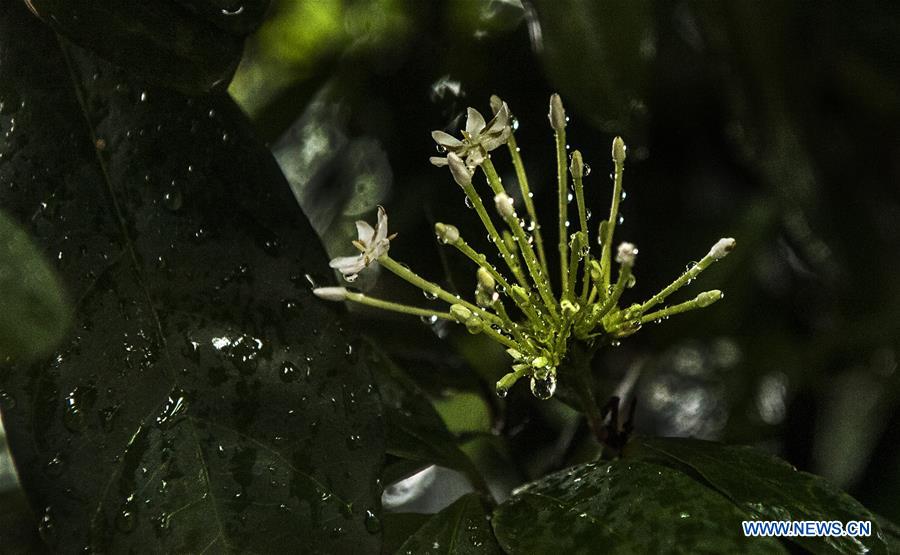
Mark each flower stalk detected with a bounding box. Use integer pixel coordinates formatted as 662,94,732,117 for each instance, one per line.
314,94,736,401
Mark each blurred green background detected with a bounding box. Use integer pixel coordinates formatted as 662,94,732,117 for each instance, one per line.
4,0,898,526
228,0,899,517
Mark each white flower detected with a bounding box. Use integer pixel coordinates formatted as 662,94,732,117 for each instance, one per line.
430,101,512,168
329,206,394,282
616,242,638,266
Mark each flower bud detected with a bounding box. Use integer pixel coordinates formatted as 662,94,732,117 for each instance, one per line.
569,150,584,179
510,285,530,306
548,93,566,131
476,267,495,291
597,219,609,246
494,192,515,219
707,238,736,260
313,287,349,301
465,315,484,334
450,304,473,323
615,242,638,266
447,152,472,187
695,290,724,308
612,136,627,164
434,222,460,245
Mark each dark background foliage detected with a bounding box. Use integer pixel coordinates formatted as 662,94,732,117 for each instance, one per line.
1,0,898,552
228,0,899,520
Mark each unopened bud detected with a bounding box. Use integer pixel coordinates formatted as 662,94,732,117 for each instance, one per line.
494,192,515,219
597,220,609,246
548,93,566,131
465,315,484,334
313,287,349,301
615,242,638,265
450,304,473,323
447,152,472,187
569,150,584,179
506,348,524,361
510,285,530,306
532,356,549,369
612,136,626,164
708,238,736,260
435,222,460,244
476,267,495,291
695,290,724,308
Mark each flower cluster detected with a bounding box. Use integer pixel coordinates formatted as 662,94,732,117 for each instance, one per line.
314,94,735,400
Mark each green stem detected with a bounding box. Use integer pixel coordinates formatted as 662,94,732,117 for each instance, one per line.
584,263,632,332
457,178,529,289
571,155,591,302
639,251,716,313
450,235,515,296
507,135,548,273
379,255,503,328
601,156,625,292
345,291,454,320
637,290,724,326
483,160,560,322
555,127,569,298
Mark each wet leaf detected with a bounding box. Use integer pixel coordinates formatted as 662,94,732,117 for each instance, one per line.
394,493,502,555
23,0,270,94
532,0,655,133
492,459,787,554
628,437,889,554
0,208,70,361
0,3,383,552
381,512,430,555
368,342,489,494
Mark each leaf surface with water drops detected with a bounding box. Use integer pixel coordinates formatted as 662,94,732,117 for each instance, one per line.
492,459,788,554
626,437,889,554
0,3,383,552
23,0,270,93
393,493,502,555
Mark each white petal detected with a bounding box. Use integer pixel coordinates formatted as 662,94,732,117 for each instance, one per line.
429,156,449,167
465,149,485,168
329,255,366,276
356,220,376,245
465,107,486,135
374,205,389,244
484,102,510,134
431,130,463,148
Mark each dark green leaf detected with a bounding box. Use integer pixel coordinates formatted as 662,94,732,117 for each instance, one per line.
874,514,900,553
381,512,430,555
0,2,383,552
369,342,489,494
532,0,654,133
394,493,503,555
492,459,787,554
23,0,270,93
629,437,888,554
0,208,70,361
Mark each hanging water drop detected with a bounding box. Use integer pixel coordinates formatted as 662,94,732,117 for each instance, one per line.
420,314,438,325
530,372,557,400
583,163,591,177
422,290,438,300
464,196,474,209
